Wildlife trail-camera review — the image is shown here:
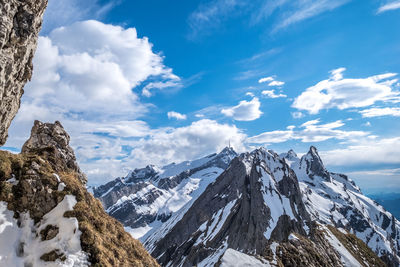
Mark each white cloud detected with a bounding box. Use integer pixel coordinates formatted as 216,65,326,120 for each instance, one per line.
262,90,287,98
246,92,255,97
167,111,187,120
5,20,182,184
268,80,285,86
292,67,399,114
258,76,274,83
377,1,400,13
247,119,368,144
320,137,400,166
221,97,262,121
124,119,247,170
291,111,304,119
258,76,285,86
360,107,400,117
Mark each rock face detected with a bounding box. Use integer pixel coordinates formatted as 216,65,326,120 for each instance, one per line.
0,121,159,266
0,0,48,146
22,120,87,184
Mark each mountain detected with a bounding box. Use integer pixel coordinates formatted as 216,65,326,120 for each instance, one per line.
282,146,400,266
0,121,159,266
98,146,400,266
93,147,237,239
0,0,48,145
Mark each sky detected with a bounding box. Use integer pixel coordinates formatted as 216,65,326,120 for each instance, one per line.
4,0,400,194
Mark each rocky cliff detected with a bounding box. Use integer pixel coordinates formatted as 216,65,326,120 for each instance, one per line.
0,0,48,146
0,121,159,266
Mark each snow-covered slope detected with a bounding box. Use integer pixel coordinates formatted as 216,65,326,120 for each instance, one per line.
0,196,88,266
282,146,400,266
93,147,237,240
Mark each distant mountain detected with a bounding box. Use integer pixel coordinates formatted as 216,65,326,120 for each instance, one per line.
93,147,237,240
96,146,400,266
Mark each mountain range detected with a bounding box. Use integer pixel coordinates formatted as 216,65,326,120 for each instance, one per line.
95,146,400,266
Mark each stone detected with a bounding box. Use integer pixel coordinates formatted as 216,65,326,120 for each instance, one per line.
0,0,48,146
22,120,87,184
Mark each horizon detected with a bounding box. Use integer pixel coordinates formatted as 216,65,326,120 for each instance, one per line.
3,0,400,194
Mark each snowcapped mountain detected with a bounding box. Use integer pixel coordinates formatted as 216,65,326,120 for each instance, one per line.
282,146,400,266
96,146,400,266
93,147,237,239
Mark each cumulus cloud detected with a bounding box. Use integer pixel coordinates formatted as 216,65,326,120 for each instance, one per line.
292,67,399,114
377,1,400,13
258,76,285,86
360,107,400,117
125,119,247,169
221,97,262,121
167,111,187,120
262,90,287,98
247,119,368,144
5,20,182,184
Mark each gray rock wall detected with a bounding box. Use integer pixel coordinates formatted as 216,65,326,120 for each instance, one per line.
0,0,48,145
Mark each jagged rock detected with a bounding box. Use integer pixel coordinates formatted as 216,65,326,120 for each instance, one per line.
22,120,87,184
0,123,159,266
0,0,48,146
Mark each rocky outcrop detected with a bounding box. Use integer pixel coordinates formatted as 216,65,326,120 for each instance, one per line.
0,121,159,266
0,0,48,146
22,120,87,184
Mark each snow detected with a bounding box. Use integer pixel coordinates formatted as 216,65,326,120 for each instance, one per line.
58,182,66,191
259,167,296,239
324,226,361,267
0,196,88,266
288,233,299,241
289,148,400,263
125,225,152,239
220,249,271,267
197,239,229,267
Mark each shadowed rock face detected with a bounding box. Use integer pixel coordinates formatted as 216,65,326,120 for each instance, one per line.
22,120,87,184
0,0,48,146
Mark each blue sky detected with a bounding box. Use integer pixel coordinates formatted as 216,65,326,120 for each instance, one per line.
4,0,400,193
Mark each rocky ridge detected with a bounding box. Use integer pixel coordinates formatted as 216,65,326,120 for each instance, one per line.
0,0,47,145
0,121,159,266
